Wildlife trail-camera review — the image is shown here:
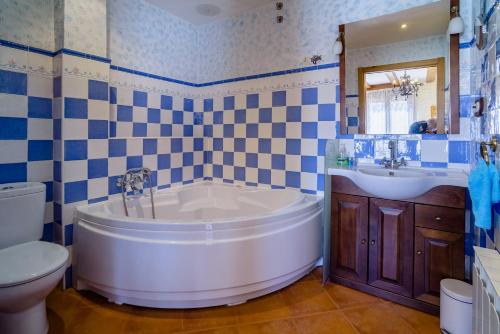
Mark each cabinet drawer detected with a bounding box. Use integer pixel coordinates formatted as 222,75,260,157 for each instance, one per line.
415,204,464,233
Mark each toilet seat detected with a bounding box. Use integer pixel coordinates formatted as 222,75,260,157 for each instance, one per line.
0,241,68,288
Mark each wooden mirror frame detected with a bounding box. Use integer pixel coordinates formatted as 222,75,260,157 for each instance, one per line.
339,0,460,135
358,58,445,134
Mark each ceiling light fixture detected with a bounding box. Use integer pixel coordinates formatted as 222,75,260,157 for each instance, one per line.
400,23,408,29
392,71,423,100
333,32,344,55
448,5,464,35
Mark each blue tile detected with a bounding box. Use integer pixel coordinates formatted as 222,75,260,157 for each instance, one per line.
203,125,213,137
234,166,245,181
28,140,52,161
301,156,317,173
28,97,52,118
223,152,234,165
204,151,213,164
204,98,213,112
143,138,157,155
109,86,117,104
173,110,184,124
258,169,271,184
161,124,172,137
64,140,87,161
246,124,258,138
194,112,203,125
109,121,116,137
0,69,27,95
235,109,246,123
184,98,193,112
258,139,271,153
317,139,327,156
319,104,335,121
88,120,108,139
88,196,108,204
317,174,325,191
224,124,234,137
259,108,272,123
213,138,223,151
336,85,340,103
302,87,318,105
354,139,374,159
133,90,147,107
247,94,259,108
272,91,286,107
108,176,121,195
44,181,53,202
246,153,258,168
53,76,61,98
127,156,143,169
171,167,183,183
184,125,193,136
301,122,318,138
271,154,286,170
347,116,358,126
117,105,133,122
64,180,87,203
64,98,88,119
286,172,300,188
235,138,246,152
171,138,183,153
53,119,61,140
286,139,301,155
213,165,223,178
460,95,474,118
0,117,27,139
54,161,61,182
158,154,171,170
422,134,448,140
88,158,108,179
183,152,194,166
286,106,301,122
0,162,27,183
449,141,470,163
147,108,160,123
133,123,147,137
224,96,235,110
272,123,286,138
194,138,204,151
41,222,54,242
109,139,126,157
194,165,203,179
88,80,108,101
213,111,223,124
64,224,73,246
161,95,173,109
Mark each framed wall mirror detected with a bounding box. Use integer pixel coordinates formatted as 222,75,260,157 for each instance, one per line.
339,0,460,135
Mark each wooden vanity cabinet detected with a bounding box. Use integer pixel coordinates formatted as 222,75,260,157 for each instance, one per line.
330,176,466,314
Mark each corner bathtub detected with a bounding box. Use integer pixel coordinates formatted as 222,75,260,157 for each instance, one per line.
74,182,323,308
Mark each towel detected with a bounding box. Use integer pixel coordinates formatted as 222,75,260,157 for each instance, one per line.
489,162,500,203
468,160,492,229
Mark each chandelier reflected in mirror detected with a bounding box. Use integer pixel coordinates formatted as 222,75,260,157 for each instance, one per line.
392,71,423,100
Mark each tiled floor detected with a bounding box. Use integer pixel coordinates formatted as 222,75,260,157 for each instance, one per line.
46,268,441,333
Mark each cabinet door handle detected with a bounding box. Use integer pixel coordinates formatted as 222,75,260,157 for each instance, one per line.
370,240,375,246
435,216,442,221
416,250,422,255
361,239,366,245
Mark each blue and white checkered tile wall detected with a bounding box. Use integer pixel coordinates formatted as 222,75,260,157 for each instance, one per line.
202,85,337,194
0,46,54,242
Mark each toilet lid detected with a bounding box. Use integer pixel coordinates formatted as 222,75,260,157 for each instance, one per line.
0,241,69,288
440,278,473,303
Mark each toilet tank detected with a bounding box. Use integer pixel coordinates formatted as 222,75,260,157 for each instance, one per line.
0,182,46,249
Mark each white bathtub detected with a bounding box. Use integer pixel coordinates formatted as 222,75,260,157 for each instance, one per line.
74,182,323,308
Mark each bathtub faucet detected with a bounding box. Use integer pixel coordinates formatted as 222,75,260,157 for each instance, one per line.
116,168,156,219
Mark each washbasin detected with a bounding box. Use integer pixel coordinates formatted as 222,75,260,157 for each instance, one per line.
328,166,468,200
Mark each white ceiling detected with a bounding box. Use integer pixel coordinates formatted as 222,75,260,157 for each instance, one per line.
366,68,434,86
145,0,275,25
346,0,450,50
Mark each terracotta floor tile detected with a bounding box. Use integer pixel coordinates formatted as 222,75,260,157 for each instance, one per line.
293,311,357,334
325,283,380,309
281,280,337,316
238,319,299,334
236,291,292,324
343,304,418,334
386,303,441,334
182,305,240,331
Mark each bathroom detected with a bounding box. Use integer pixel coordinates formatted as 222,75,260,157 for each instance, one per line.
0,0,499,333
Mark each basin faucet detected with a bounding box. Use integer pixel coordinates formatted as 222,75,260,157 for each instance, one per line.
380,140,407,169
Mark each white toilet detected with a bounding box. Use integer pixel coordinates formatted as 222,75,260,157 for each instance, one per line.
0,182,69,334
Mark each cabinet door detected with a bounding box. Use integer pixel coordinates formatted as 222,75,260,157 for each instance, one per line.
331,193,369,282
414,227,465,305
368,198,414,297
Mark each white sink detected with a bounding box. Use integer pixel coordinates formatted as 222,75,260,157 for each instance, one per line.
328,166,468,200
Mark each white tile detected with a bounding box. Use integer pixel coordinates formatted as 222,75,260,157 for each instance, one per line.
148,124,161,137
271,169,285,186
157,138,171,154
286,88,301,106
300,172,317,191
117,87,133,105
143,155,157,171
116,122,132,137
133,107,147,123
108,157,127,176
173,96,183,110
213,124,223,138
88,100,109,120
62,75,88,99
301,105,318,122
260,91,272,108
222,165,233,179
318,84,336,104
53,140,62,161
28,161,53,182
28,75,53,98
246,138,258,153
318,122,336,139
183,165,194,181
286,123,301,139
258,154,271,169
235,94,246,109
0,46,27,73
223,138,234,152
88,177,108,200
157,169,171,186
171,153,183,168
88,139,108,159
246,108,259,123
0,94,27,118
246,167,258,183
272,107,286,122
258,123,272,138
301,139,318,155
62,119,88,139
184,112,193,124
27,52,53,76
271,138,286,154
234,152,246,166
0,140,27,163
286,155,301,172
28,118,52,140
63,160,87,182
223,110,234,124
126,138,142,156
44,202,53,224
421,140,448,163
213,96,223,111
